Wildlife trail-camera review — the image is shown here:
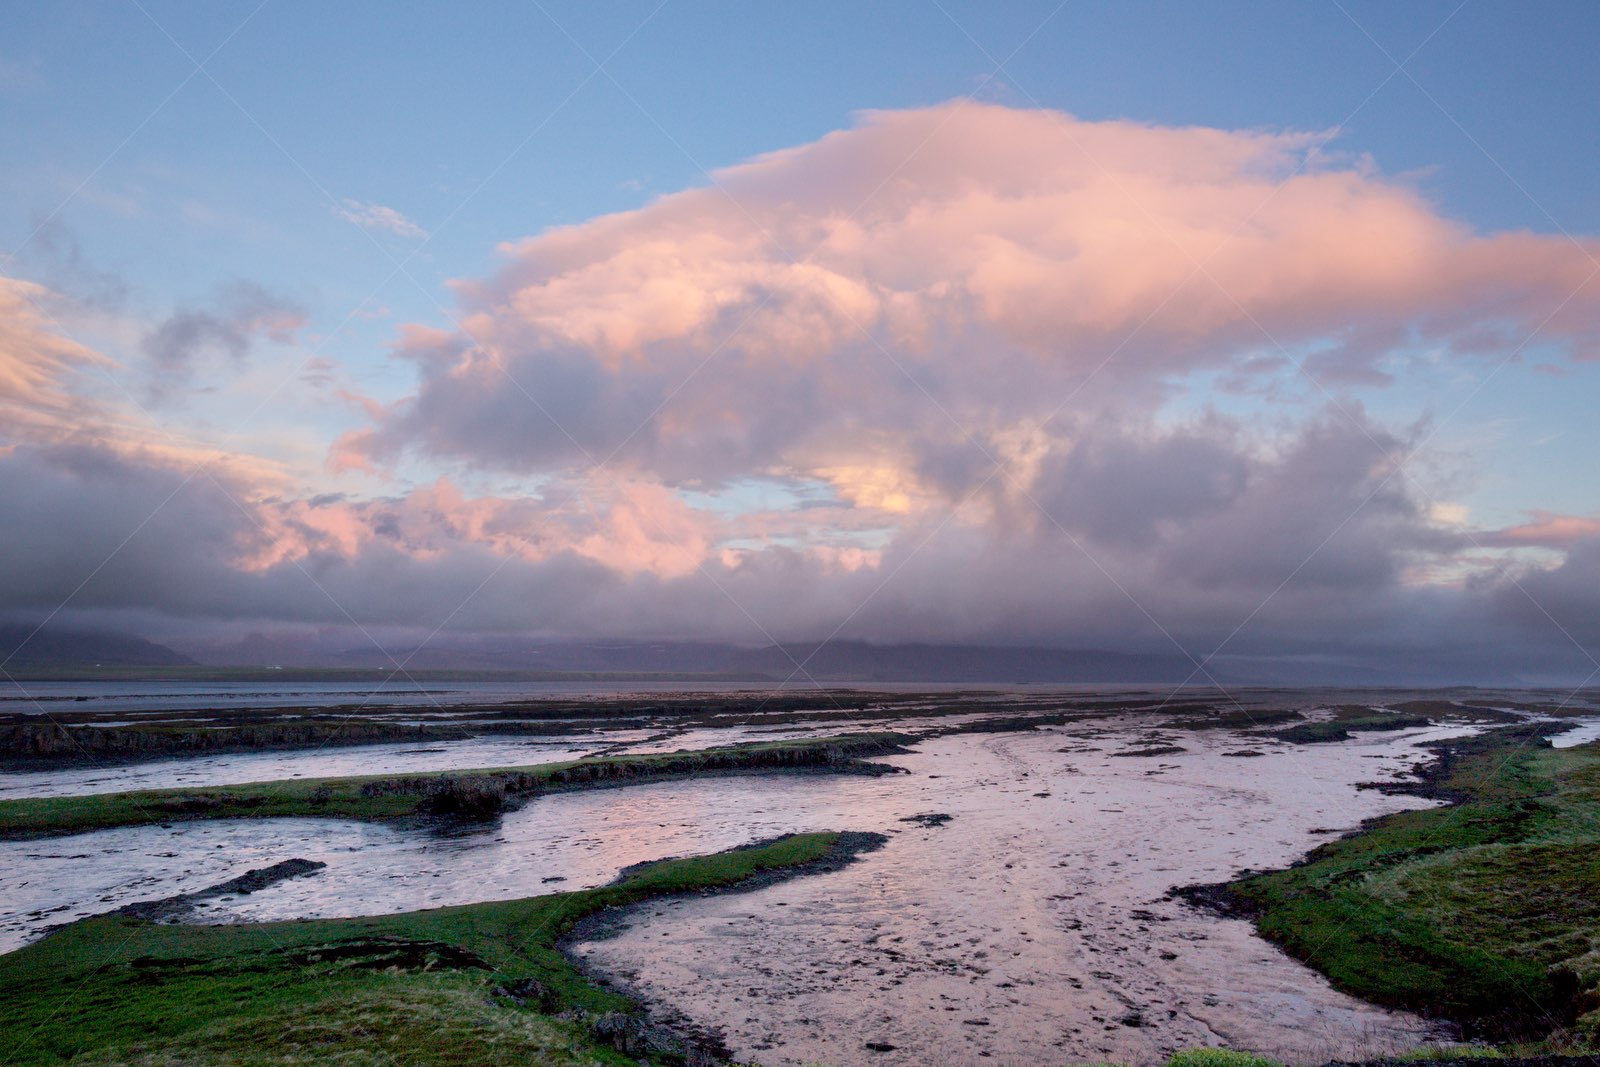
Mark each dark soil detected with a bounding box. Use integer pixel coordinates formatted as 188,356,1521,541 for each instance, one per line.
111,857,327,922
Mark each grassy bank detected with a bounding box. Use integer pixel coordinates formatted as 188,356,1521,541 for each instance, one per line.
0,692,939,767
0,733,910,840
1270,704,1434,743
1200,725,1600,1044
0,831,879,1066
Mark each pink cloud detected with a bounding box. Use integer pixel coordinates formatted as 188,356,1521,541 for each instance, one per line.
0,275,291,487
349,102,1600,489
1481,511,1600,550
0,277,113,437
245,476,725,580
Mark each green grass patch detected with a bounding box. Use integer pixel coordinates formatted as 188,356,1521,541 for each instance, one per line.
0,831,866,1066
1393,1043,1511,1060
1166,1050,1285,1067
1158,708,1304,732
1273,705,1434,744
0,733,909,840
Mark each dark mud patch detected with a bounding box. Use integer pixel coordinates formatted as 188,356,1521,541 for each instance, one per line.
110,857,327,922
1166,879,1262,921
285,937,490,973
898,812,954,828
1111,744,1188,758
153,793,265,815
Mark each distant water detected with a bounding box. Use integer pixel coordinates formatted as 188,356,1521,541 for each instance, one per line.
0,678,1164,715
1551,719,1600,748
0,678,700,714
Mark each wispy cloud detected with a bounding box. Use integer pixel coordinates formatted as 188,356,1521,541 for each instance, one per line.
334,199,427,239
139,282,305,404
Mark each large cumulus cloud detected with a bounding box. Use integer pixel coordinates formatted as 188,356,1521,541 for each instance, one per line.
341,102,1600,488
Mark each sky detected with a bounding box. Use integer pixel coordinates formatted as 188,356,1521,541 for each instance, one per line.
2,1,1599,682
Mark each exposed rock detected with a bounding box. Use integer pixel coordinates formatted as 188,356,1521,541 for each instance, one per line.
898,812,954,828
286,937,489,972
112,858,326,922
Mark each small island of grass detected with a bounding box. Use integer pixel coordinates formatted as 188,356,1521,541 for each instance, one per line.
0,733,911,840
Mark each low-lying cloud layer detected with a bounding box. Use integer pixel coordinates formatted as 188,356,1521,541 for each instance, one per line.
3,103,1598,681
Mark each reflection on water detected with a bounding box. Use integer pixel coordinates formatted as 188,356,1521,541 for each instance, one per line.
1,819,392,942
0,736,600,800
0,767,904,952
1551,720,1600,748
0,716,1486,1065
0,679,1097,715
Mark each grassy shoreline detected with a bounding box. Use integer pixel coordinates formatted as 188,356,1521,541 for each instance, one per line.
0,831,883,1066
1182,724,1600,1046
0,733,911,840
0,691,946,767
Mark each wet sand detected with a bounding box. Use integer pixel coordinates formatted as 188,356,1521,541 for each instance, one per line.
573,724,1469,1066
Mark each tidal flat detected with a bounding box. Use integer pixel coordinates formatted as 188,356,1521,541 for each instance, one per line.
2,686,1598,1066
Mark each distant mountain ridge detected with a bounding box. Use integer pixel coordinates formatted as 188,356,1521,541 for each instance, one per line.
721,641,1204,683
26,627,1439,685
0,625,195,669
183,634,747,674
185,633,1217,683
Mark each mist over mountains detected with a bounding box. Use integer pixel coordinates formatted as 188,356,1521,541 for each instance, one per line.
201,635,1211,683
0,624,1511,687
0,625,196,669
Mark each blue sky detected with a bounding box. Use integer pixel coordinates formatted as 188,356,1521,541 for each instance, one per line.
2,2,1598,677
7,2,1597,300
